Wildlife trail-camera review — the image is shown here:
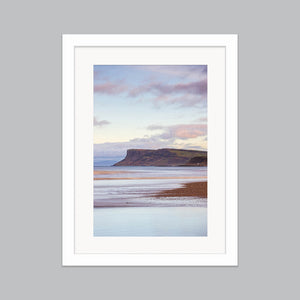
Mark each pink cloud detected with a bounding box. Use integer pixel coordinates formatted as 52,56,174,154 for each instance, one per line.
137,65,207,82
94,132,207,157
148,124,207,140
94,79,207,108
174,125,205,139
94,82,127,94
94,122,208,157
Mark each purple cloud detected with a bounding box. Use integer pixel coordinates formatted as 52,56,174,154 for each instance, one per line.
148,123,207,140
128,80,207,97
95,80,207,98
94,117,110,127
94,123,207,157
94,75,207,108
137,65,207,81
94,82,127,95
94,65,207,108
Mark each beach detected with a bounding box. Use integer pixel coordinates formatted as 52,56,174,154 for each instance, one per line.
93,166,208,236
94,176,206,180
93,166,207,207
154,181,207,198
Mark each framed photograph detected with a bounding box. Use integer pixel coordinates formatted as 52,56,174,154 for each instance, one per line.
62,34,238,266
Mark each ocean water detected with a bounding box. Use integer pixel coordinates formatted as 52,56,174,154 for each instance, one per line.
94,207,207,236
94,166,207,236
94,165,207,179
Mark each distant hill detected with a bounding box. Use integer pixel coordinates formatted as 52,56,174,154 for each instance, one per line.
113,148,207,167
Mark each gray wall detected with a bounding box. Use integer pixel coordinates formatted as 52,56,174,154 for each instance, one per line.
1,1,299,299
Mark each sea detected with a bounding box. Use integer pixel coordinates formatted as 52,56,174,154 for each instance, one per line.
94,166,207,236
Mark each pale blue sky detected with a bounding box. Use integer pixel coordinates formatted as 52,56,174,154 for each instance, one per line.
94,65,207,159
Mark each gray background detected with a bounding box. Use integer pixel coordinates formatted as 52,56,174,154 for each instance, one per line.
1,0,299,299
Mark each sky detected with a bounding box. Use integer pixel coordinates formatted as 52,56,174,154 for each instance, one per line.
94,65,207,162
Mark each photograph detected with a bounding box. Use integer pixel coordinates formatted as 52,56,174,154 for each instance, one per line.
93,65,208,236
63,34,237,265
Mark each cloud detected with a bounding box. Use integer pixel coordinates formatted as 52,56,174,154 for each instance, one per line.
149,94,206,108
94,123,207,157
94,82,127,95
128,80,207,97
138,65,207,81
94,76,207,107
194,117,207,123
94,136,173,157
148,123,207,140
94,117,110,127
147,124,164,130
94,135,206,157
94,80,207,108
95,80,206,98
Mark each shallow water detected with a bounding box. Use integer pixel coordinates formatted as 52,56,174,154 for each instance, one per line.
94,166,207,206
94,207,207,236
93,166,207,236
94,165,207,179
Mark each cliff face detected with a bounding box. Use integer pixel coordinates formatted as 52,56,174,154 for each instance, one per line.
183,156,207,166
113,148,207,166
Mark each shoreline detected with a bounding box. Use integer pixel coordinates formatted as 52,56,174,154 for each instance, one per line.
154,181,207,198
94,181,207,207
94,176,206,180
94,170,132,175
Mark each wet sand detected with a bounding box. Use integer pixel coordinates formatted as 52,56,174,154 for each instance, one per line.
94,170,132,175
94,166,208,208
94,176,206,180
154,182,207,198
94,181,207,207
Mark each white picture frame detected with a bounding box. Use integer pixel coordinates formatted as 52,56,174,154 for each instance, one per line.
62,34,238,266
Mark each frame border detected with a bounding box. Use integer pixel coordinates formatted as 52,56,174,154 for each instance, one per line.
62,34,238,266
